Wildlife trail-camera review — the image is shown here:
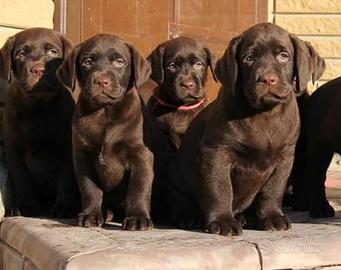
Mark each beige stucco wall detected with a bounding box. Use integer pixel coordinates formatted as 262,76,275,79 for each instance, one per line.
270,0,341,88
0,0,54,46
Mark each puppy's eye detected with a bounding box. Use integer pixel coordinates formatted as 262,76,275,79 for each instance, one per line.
167,62,176,71
16,49,26,59
244,54,255,64
277,52,289,63
113,58,125,68
47,48,59,57
82,58,93,67
193,61,203,70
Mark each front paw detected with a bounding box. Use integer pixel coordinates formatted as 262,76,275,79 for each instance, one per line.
77,208,104,227
205,217,243,236
310,200,335,218
122,217,153,231
258,214,291,231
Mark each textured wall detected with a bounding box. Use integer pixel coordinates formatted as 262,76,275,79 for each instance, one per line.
0,0,54,46
270,0,341,88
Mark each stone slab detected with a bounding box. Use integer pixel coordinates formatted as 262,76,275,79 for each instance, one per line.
0,217,260,270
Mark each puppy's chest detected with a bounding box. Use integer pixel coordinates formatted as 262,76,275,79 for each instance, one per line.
227,117,297,165
75,113,106,148
157,111,196,135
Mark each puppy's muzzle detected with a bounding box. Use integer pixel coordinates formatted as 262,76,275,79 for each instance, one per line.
29,62,45,80
257,73,279,87
180,79,196,91
93,73,122,99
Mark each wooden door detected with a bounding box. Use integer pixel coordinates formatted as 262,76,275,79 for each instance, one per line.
54,0,268,99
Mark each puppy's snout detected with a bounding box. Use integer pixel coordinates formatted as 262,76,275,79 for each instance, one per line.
258,73,278,86
94,74,112,90
180,79,196,90
30,63,45,78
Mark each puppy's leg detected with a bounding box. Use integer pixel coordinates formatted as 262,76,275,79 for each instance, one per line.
51,158,80,218
5,145,41,216
123,146,154,231
75,152,104,227
201,147,242,236
255,147,294,231
306,143,334,218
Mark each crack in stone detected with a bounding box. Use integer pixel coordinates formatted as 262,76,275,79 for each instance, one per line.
238,239,264,270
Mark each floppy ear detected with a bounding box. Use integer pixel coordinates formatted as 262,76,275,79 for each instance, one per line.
290,35,326,94
305,41,326,84
59,34,73,58
215,36,242,91
147,42,167,85
204,47,218,82
129,45,151,88
0,36,15,82
56,45,80,92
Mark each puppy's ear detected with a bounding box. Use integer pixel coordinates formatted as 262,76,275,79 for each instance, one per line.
305,41,326,84
215,36,242,90
147,42,167,85
0,36,15,82
129,45,151,88
204,47,218,82
56,45,80,92
290,35,326,94
59,34,73,58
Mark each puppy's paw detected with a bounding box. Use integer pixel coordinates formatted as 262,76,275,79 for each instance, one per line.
122,217,153,231
77,209,104,227
205,217,243,236
310,200,335,218
258,214,291,231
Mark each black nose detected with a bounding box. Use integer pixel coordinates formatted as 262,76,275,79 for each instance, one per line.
180,80,196,90
259,73,278,86
30,63,45,78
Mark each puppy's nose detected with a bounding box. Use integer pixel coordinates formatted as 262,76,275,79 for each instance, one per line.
30,64,45,77
260,74,278,86
94,76,112,89
180,80,196,90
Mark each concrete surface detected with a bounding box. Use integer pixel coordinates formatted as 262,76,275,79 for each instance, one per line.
1,164,341,270
0,197,341,270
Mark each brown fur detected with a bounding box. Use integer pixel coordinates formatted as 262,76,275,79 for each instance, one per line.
57,34,154,230
0,28,80,217
139,37,216,150
168,23,325,236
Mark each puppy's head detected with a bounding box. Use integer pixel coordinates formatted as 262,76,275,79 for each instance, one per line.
148,37,216,105
216,23,325,110
57,34,150,107
0,28,72,95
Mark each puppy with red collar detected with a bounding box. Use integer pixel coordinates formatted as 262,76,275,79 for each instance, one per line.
140,37,216,150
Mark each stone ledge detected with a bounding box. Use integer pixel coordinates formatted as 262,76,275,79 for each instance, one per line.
1,209,341,270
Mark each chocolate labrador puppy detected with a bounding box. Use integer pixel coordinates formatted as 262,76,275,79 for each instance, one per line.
0,28,80,217
57,34,154,229
139,37,216,150
292,77,340,218
169,23,324,236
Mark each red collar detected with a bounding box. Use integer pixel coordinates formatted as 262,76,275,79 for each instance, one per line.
152,94,206,111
